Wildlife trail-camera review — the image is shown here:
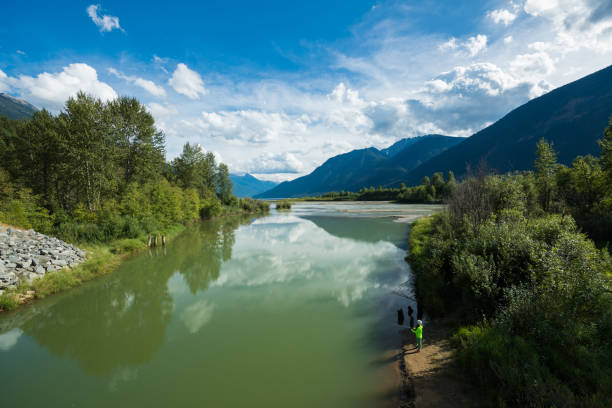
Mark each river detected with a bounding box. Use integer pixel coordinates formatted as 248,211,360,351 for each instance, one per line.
0,202,441,407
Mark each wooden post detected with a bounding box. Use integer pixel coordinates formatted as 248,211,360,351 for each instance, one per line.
154,235,158,247
147,235,152,248
161,235,166,246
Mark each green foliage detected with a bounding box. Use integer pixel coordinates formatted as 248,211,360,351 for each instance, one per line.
408,125,612,405
276,200,292,210
408,164,612,406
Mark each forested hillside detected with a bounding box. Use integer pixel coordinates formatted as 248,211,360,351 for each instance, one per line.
257,135,462,198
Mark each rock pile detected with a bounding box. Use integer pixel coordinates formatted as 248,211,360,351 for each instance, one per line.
0,228,86,293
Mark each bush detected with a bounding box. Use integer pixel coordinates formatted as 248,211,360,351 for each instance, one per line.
275,200,291,210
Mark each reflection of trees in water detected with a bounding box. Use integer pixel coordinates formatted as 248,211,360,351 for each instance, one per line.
178,216,246,294
20,216,250,375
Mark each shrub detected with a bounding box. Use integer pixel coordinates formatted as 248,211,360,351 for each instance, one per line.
276,200,291,210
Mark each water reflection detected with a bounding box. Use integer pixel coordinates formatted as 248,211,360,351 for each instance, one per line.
4,216,250,375
212,215,411,307
300,215,410,249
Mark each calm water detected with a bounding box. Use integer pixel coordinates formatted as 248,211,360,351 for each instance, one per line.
0,203,440,408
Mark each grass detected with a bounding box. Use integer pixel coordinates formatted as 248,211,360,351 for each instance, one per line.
0,223,187,312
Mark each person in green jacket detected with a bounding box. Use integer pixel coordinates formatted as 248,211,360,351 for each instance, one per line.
411,320,423,352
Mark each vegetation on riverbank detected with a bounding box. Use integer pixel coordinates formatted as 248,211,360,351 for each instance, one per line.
407,121,612,406
0,93,269,310
275,199,292,210
292,171,457,203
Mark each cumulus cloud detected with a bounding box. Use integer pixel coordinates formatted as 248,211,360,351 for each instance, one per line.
510,52,556,80
523,0,612,52
440,34,488,56
242,152,305,174
108,68,166,97
403,63,552,135
488,9,518,25
198,110,308,144
168,63,207,99
10,63,117,107
86,4,123,32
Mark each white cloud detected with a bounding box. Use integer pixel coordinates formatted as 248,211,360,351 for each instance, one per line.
440,34,488,56
465,34,488,56
242,152,305,174
0,69,9,93
16,50,26,55
523,0,612,52
404,62,552,135
524,0,558,16
11,63,117,107
504,35,514,44
510,52,556,79
86,4,123,33
488,9,518,25
168,63,207,99
197,110,308,144
148,102,178,117
108,68,166,97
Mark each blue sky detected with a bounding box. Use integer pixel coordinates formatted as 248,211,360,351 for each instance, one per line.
2,1,612,181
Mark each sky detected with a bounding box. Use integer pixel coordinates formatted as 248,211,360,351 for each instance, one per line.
1,0,612,181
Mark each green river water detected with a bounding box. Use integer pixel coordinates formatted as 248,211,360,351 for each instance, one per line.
0,203,440,407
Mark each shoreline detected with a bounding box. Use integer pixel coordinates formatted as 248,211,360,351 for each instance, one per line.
0,210,266,313
395,319,483,408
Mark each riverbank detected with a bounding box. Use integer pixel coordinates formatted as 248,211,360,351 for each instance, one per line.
398,319,483,408
0,218,226,310
0,222,186,312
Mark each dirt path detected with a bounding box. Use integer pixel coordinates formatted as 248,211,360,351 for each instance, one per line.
399,321,484,408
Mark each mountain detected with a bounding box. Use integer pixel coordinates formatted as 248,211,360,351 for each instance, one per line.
0,93,37,120
256,135,463,198
230,173,278,198
402,64,612,185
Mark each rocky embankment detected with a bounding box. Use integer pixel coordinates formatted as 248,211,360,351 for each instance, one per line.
0,227,86,294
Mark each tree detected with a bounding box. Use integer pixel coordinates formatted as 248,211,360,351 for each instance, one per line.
534,139,558,212
444,171,457,198
107,97,165,187
600,116,612,184
58,92,117,212
216,163,233,204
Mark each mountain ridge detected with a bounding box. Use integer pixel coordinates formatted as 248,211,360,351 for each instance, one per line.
0,93,38,120
256,135,463,198
230,173,278,198
401,64,612,185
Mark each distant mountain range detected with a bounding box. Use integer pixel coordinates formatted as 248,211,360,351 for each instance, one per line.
0,93,38,120
230,173,278,197
257,64,612,198
402,64,612,185
256,135,463,198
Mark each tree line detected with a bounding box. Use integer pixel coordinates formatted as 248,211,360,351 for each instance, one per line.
407,119,612,406
0,92,268,243
298,171,457,202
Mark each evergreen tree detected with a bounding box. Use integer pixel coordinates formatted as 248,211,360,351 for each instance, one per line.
534,139,558,212
216,163,233,204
